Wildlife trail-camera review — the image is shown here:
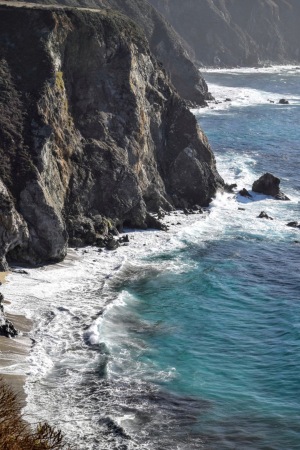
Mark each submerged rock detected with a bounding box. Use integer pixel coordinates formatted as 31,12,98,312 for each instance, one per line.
274,191,290,201
252,173,290,200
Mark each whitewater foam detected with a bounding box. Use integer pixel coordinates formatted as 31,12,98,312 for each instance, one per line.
1,65,300,449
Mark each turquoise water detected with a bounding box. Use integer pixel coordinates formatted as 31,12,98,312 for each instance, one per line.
110,68,300,448
4,67,300,449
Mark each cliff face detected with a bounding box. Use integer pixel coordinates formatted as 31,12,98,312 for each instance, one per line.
149,0,300,67
0,3,223,269
14,0,211,105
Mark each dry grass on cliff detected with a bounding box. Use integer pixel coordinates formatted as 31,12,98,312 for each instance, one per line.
0,378,72,450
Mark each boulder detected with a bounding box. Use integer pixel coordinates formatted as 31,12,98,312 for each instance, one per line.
0,319,18,338
287,222,300,229
146,214,168,231
105,238,120,251
239,188,252,198
279,98,289,104
192,205,204,213
252,173,290,200
119,234,129,244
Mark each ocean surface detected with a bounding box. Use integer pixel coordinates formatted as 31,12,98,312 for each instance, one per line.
2,66,300,449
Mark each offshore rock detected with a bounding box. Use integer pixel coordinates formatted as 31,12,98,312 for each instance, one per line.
0,3,223,267
279,99,289,105
239,188,252,198
287,222,300,229
252,173,290,200
258,211,273,220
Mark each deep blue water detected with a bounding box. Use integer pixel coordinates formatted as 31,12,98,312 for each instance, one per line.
112,68,300,449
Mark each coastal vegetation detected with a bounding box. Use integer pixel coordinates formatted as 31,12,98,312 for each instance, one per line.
0,378,71,450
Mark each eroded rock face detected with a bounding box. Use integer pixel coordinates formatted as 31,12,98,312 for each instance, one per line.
0,180,29,270
0,3,223,267
14,0,211,106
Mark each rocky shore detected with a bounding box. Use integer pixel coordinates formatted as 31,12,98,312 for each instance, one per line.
0,1,223,272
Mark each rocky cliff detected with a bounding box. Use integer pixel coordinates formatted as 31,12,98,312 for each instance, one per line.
14,0,211,105
149,0,300,67
0,2,223,270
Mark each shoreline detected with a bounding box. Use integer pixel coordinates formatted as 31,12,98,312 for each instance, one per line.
0,271,32,403
0,212,204,410
0,249,81,401
0,197,298,447
201,63,300,73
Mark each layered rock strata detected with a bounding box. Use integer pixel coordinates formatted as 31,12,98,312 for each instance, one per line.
0,2,223,268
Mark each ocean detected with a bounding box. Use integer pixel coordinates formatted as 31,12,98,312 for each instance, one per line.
2,66,300,449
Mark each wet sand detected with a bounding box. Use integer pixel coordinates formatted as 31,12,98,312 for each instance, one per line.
0,250,79,400
0,271,7,284
0,271,32,402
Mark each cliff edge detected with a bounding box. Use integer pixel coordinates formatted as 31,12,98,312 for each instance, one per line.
13,0,211,105
0,2,223,269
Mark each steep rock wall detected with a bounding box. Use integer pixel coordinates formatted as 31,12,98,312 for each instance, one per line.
13,0,211,105
0,3,223,269
149,0,300,67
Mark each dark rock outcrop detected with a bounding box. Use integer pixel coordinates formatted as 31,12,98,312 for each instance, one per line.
252,173,290,200
279,98,289,105
0,3,223,268
0,318,18,338
0,293,18,338
258,211,273,220
149,0,300,67
287,221,300,229
239,188,252,198
224,183,237,193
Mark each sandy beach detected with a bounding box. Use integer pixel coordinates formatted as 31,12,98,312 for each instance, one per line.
0,251,79,401
0,272,32,403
